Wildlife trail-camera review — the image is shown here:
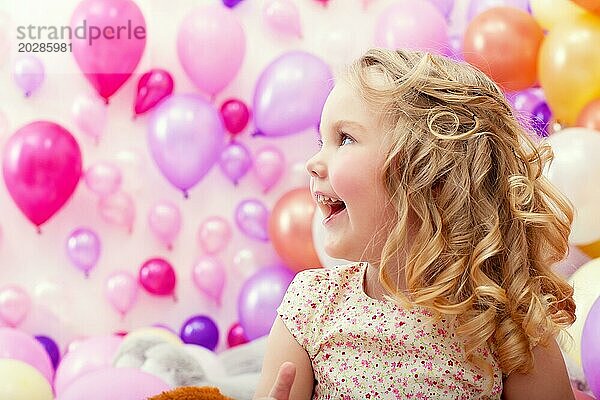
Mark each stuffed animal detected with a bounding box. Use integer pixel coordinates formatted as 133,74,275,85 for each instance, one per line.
148,386,233,400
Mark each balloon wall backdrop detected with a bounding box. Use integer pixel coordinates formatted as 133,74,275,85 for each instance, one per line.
1,0,600,397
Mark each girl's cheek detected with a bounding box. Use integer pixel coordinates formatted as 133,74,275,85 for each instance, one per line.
329,155,373,199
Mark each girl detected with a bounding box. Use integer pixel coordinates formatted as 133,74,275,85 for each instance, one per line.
254,48,576,400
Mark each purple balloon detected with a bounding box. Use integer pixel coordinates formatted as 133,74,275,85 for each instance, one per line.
13,55,45,96
254,51,333,137
148,94,225,197
219,142,252,185
509,87,545,115
235,198,270,241
35,335,60,370
531,102,552,137
582,296,600,398
180,315,219,351
66,227,101,277
467,0,530,21
238,266,295,340
223,0,243,7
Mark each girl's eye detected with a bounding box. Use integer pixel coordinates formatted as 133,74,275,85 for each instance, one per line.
340,132,355,146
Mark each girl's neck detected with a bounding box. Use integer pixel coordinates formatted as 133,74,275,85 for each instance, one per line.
363,261,407,301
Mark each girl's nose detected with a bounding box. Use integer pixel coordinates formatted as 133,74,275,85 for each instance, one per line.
306,153,327,178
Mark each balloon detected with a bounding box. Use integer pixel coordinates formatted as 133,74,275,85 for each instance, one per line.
98,191,135,232
254,51,333,137
539,14,600,125
34,335,60,370
147,94,225,197
552,245,591,279
545,128,600,244
0,328,53,384
147,200,182,250
84,161,122,197
220,98,250,135
463,7,544,92
134,69,174,116
238,266,295,340
177,5,245,96
262,0,302,38
198,216,232,255
269,188,321,272
235,199,270,241
509,87,546,116
530,0,588,30
572,0,600,15
66,227,101,277
2,121,82,229
192,256,226,305
58,367,170,400
429,0,455,18
13,55,44,97
253,145,285,193
582,296,600,397
227,322,249,348
467,0,530,21
122,326,182,346
180,315,219,350
219,142,252,185
54,335,123,396
71,0,146,102
531,102,552,137
223,0,244,7
0,285,30,327
576,99,600,131
71,94,108,143
139,258,177,297
105,271,138,317
231,247,262,279
0,359,53,400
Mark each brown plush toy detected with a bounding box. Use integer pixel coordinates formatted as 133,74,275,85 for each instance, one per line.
147,386,234,400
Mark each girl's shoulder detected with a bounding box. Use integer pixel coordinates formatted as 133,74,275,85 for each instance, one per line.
288,262,363,294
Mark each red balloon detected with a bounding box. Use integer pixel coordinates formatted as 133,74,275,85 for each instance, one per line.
463,7,544,92
220,98,250,135
134,69,174,116
139,258,177,297
227,322,249,348
2,121,82,229
576,99,600,131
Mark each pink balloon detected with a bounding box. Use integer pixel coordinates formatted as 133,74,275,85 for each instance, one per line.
219,141,253,185
177,5,245,96
253,145,285,193
0,285,31,327
0,328,54,384
105,271,138,317
374,0,449,54
13,55,45,97
263,0,302,38
198,216,232,255
139,258,177,297
235,199,270,241
147,200,182,250
134,69,174,116
192,256,226,305
66,227,101,277
71,0,146,102
2,121,82,230
227,322,249,348
220,98,250,135
98,191,135,233
71,94,108,143
54,335,123,396
84,161,122,197
58,367,170,400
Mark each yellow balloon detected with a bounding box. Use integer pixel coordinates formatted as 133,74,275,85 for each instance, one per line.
530,0,588,30
560,258,600,367
0,359,53,400
539,13,600,125
122,326,182,345
578,239,600,258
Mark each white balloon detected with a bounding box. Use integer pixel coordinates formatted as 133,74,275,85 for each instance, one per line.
311,207,349,268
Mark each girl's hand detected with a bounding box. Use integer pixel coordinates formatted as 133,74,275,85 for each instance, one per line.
256,362,297,400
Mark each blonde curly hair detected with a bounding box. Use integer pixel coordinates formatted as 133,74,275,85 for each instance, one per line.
345,48,576,376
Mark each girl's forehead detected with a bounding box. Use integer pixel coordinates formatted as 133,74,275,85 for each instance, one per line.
322,80,378,129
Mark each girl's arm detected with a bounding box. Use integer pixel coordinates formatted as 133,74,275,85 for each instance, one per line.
253,316,315,400
502,338,575,400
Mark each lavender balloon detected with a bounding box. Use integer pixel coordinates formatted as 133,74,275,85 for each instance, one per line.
180,315,219,351
428,0,455,18
35,335,60,370
582,296,600,398
254,51,333,137
238,266,295,340
223,0,244,7
235,199,270,241
219,142,252,185
148,94,225,198
13,55,45,97
66,227,101,277
467,0,529,21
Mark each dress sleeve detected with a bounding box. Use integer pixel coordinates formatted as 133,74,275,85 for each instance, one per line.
276,268,330,358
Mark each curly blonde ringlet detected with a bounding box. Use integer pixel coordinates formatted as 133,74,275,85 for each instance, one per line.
344,48,576,376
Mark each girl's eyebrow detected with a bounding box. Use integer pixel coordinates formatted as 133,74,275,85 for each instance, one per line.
319,120,367,135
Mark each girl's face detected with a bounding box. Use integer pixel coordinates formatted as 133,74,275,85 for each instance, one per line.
306,79,396,262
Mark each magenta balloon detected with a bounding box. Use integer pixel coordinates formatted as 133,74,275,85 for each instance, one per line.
139,258,177,296
13,55,45,97
147,94,225,197
2,121,82,228
220,98,250,135
66,227,101,277
71,0,146,101
227,322,249,348
219,141,253,185
0,328,54,384
253,51,333,137
238,266,294,340
235,198,270,241
582,296,600,398
58,367,170,400
134,69,174,116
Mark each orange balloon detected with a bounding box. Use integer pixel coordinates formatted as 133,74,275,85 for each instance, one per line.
572,0,600,15
577,238,600,258
268,188,322,272
463,7,544,92
576,98,600,131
